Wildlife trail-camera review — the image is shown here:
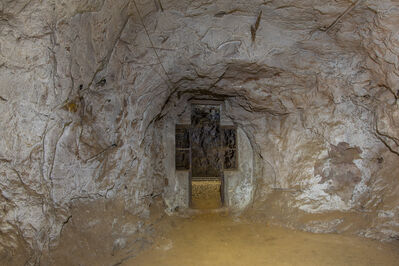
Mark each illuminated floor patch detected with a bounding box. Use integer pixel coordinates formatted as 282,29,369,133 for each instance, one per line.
191,180,222,209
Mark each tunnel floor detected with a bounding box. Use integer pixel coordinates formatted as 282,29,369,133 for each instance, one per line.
123,212,399,266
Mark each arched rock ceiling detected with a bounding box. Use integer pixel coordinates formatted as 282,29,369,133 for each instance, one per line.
49,0,399,137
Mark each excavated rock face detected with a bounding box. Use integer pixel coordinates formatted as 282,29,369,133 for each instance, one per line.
1,0,399,264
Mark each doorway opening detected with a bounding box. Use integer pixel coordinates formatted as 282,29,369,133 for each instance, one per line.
175,103,237,209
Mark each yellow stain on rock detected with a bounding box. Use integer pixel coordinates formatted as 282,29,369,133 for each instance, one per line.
65,101,78,113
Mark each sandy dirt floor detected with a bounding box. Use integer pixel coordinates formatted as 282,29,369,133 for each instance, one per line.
123,211,399,266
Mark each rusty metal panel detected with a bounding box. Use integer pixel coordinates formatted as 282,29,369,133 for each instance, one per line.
175,125,190,170
175,125,190,148
223,128,236,149
222,127,237,169
224,149,237,169
175,149,190,170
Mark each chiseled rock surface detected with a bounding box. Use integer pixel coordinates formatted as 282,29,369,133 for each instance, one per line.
1,0,399,264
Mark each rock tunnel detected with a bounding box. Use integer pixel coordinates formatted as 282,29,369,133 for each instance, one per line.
1,0,399,265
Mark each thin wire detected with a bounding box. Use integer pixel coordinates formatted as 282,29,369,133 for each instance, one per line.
132,0,173,86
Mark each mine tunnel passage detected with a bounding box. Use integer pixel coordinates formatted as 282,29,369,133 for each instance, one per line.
175,102,237,208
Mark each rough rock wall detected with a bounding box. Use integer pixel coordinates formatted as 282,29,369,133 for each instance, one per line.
0,0,166,264
1,0,399,264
